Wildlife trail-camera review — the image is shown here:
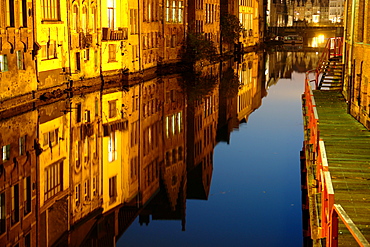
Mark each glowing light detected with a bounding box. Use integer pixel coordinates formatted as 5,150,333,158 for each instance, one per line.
318,34,325,43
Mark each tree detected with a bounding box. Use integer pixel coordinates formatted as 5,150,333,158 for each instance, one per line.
220,67,240,98
220,14,243,44
181,31,218,64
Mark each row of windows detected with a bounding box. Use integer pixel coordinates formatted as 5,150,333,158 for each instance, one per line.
71,5,97,33
143,32,160,50
0,52,25,72
203,124,214,148
165,112,183,138
2,135,27,162
143,121,160,156
75,176,98,207
165,0,184,23
195,0,204,10
0,177,32,235
143,0,160,23
165,146,183,166
205,4,217,24
240,0,253,7
143,159,158,188
44,162,62,201
1,0,28,28
75,135,98,168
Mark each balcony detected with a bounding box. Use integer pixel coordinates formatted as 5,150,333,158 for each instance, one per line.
102,28,128,41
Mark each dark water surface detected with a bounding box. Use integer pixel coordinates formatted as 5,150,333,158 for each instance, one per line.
118,66,308,246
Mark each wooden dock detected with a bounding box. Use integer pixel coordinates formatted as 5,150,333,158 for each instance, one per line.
312,90,370,246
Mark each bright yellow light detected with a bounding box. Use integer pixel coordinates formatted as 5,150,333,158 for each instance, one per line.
318,34,325,43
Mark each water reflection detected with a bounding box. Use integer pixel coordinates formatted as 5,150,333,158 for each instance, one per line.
0,49,319,247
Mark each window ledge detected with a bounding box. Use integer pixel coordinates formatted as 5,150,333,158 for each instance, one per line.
41,58,58,61
41,20,64,24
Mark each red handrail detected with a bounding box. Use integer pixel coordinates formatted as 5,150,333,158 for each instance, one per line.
314,37,343,89
302,75,370,247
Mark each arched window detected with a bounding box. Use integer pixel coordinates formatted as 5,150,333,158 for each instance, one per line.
91,6,97,32
82,5,87,32
72,5,79,31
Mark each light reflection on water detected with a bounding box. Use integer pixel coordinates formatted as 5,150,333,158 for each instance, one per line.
118,53,317,246
0,48,321,247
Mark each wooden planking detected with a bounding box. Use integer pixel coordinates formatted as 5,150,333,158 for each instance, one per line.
313,90,370,244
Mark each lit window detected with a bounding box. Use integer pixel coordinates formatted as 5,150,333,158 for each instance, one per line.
44,162,62,201
41,0,61,21
16,51,25,70
82,6,87,32
107,0,115,29
0,55,8,72
108,131,117,162
72,5,79,30
178,1,184,23
2,144,10,161
172,1,176,22
166,0,170,22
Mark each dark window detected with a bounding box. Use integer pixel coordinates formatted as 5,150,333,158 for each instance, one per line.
76,103,82,123
11,184,19,225
21,0,27,27
19,135,26,156
76,52,81,71
24,176,31,215
25,232,31,247
0,192,5,234
75,184,80,206
7,0,15,27
108,100,117,118
109,176,117,204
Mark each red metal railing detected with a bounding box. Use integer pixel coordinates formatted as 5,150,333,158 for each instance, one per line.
313,37,343,89
303,73,370,247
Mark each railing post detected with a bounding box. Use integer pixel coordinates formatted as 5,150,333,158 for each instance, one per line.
328,208,339,247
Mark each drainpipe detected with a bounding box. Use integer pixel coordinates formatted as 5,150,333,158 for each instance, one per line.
347,0,356,113
138,0,142,74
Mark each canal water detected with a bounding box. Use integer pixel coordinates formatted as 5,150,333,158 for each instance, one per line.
0,48,321,247
117,50,320,247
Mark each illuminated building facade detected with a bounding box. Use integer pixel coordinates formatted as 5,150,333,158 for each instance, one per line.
343,0,370,130
0,0,37,103
239,0,260,48
0,111,38,247
38,100,70,246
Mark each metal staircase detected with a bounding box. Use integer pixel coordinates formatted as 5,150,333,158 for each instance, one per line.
314,37,344,90
318,56,344,90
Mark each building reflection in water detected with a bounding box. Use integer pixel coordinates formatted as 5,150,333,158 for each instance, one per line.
0,49,316,246
265,50,320,88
